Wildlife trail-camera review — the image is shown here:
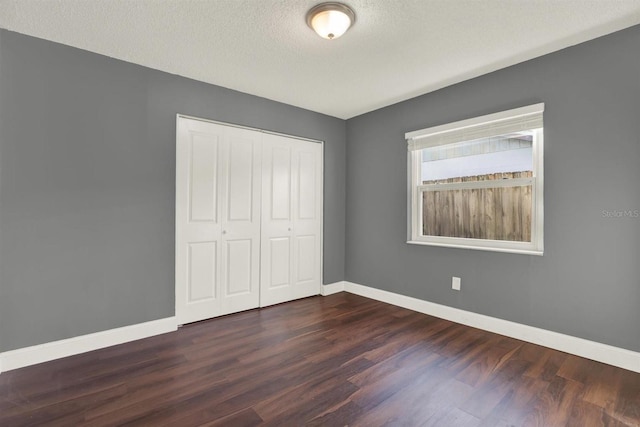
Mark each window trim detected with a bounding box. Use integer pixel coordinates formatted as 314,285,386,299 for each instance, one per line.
406,105,544,256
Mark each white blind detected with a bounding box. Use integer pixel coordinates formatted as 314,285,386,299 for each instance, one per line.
406,103,544,152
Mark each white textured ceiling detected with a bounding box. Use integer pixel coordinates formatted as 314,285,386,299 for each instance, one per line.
1,1,639,119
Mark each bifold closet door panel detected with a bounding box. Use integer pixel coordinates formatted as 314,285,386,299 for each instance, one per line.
260,133,322,307
176,118,261,324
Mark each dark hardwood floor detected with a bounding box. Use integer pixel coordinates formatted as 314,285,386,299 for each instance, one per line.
1,293,638,426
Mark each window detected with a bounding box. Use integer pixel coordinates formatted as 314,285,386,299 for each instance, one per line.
406,104,544,255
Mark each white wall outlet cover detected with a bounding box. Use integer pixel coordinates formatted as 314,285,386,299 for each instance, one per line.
452,277,461,290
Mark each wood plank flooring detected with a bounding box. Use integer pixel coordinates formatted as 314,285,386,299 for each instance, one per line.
1,293,638,426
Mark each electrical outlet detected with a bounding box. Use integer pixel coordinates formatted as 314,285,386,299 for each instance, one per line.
452,276,461,291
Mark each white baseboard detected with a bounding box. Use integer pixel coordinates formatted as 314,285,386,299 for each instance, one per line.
3,285,638,374
343,281,640,373
321,281,346,296
0,317,177,374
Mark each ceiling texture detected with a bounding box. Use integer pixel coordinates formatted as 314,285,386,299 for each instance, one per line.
1,0,639,119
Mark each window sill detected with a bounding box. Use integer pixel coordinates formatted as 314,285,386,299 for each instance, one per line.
406,239,543,256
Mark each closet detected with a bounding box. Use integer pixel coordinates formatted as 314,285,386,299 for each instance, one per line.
175,116,322,325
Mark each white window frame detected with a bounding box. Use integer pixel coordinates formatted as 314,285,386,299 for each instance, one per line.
406,104,544,255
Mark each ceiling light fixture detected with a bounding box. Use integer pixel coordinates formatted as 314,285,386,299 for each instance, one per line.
306,2,356,40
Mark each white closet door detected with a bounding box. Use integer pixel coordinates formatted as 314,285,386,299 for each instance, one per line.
176,118,261,324
261,133,322,307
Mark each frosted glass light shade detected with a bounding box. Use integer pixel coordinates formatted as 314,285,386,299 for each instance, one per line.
306,3,355,40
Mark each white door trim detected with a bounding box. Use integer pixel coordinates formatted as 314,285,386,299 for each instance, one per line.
177,114,323,145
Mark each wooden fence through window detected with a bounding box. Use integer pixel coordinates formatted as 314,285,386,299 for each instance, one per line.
422,171,532,242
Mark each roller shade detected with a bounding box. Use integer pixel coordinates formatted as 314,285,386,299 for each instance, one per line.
406,103,544,152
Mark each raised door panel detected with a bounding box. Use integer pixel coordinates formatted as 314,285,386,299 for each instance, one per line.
270,146,292,221
189,133,219,223
297,151,317,220
225,239,252,295
227,139,254,222
188,242,217,302
295,235,316,283
269,237,291,288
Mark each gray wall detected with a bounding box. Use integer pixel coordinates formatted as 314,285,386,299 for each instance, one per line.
1,23,638,356
0,30,346,352
345,25,640,352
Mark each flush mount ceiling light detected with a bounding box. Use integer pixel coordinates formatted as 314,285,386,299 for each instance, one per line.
306,2,356,40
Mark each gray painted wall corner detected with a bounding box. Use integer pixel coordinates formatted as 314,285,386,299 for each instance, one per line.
345,24,640,352
0,29,346,352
